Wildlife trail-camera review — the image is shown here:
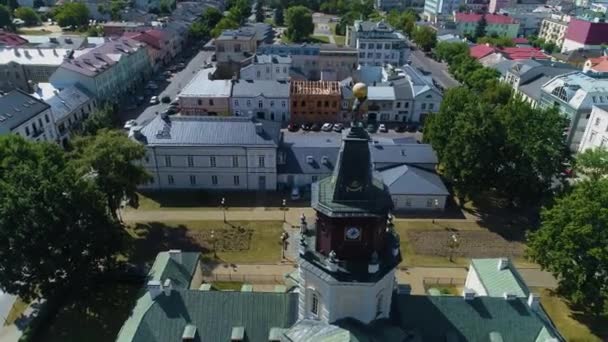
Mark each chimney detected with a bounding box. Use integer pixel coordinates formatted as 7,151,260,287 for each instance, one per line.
169,249,182,264
527,293,540,310
163,279,173,296
463,288,475,300
147,280,162,299
503,292,517,301
497,258,509,270
255,122,264,135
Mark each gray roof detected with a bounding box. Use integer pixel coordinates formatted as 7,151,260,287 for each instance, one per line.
380,164,449,195
19,34,87,49
217,28,256,41
252,54,291,64
0,89,50,134
43,85,92,122
60,37,145,77
242,23,273,43
278,146,338,174
370,143,439,164
137,116,280,147
518,75,553,101
179,68,232,98
231,79,290,98
367,86,396,101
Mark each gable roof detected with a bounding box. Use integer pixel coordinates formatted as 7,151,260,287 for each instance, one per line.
471,258,530,297
60,37,145,77
380,164,449,196
180,68,232,98
565,18,608,45
232,79,290,98
0,89,50,134
455,12,517,24
147,251,200,290
587,56,608,72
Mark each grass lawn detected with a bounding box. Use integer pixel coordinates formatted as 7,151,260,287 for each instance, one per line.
309,35,330,43
17,29,53,35
3,297,28,326
536,288,608,342
212,281,244,291
334,35,346,45
126,220,284,265
38,282,140,342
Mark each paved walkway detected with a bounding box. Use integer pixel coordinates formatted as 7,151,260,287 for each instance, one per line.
202,263,557,295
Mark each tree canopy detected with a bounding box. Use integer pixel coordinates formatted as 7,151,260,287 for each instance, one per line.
412,26,437,51
475,14,486,38
0,0,18,11
285,5,313,42
527,178,608,316
575,148,608,181
81,104,117,135
69,130,150,220
211,16,239,37
434,41,469,64
14,7,40,26
274,5,284,25
189,7,224,41
53,2,90,28
386,9,416,37
255,0,265,22
0,136,121,301
0,4,12,29
477,35,514,48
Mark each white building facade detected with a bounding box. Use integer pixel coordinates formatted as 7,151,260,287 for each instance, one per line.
346,20,409,67
579,105,608,151
230,79,290,122
0,89,58,143
239,54,291,81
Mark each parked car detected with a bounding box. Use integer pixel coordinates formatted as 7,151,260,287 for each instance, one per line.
333,123,344,132
166,107,179,114
407,124,417,133
146,82,158,90
161,95,171,103
301,122,312,131
366,124,377,133
290,187,301,200
395,124,407,133
149,96,159,105
321,123,333,131
287,123,299,132
123,119,137,130
211,54,217,61
177,62,186,69
136,96,145,104
311,123,321,131
379,124,388,132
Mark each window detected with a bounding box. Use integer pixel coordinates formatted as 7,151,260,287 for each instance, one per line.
259,156,265,167
405,198,411,207
234,175,240,185
324,101,329,107
256,70,261,78
293,101,297,108
405,102,409,108
233,156,239,167
376,294,384,316
282,101,286,108
317,101,322,107
210,156,216,167
595,118,601,126
45,114,49,123
168,175,174,184
312,175,318,182
301,100,305,106
38,118,43,128
311,293,319,316
235,100,239,107
209,99,214,106
376,43,382,49
360,43,366,49
589,131,597,142
426,199,434,207
421,103,427,110
165,156,172,167
247,100,251,107
283,67,287,73
429,103,434,110
198,99,202,106
276,67,280,73
189,175,196,185
258,100,263,108
25,126,30,136
212,175,218,185
396,102,401,108
270,100,275,107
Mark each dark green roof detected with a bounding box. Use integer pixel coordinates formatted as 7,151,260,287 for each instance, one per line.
147,251,200,289
125,291,298,342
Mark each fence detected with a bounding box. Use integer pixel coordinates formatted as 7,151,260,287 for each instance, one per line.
422,277,465,286
203,273,285,284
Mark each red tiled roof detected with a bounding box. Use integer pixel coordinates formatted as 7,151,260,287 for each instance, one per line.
513,37,529,44
0,30,28,47
454,12,517,24
565,18,608,45
123,29,165,50
469,44,549,60
588,56,608,71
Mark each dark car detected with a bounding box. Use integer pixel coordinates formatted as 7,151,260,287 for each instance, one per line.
407,124,417,133
366,124,377,133
395,124,407,133
287,123,299,132
301,122,312,131
161,96,171,103
311,123,321,131
211,54,217,62
166,107,179,114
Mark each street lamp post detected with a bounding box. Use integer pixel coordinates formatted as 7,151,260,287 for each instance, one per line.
280,231,289,260
281,199,287,223
448,233,460,262
221,197,226,223
210,229,217,259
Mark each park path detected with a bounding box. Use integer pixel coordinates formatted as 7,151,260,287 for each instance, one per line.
203,262,557,295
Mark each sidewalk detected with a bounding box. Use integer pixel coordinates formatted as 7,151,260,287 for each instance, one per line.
201,262,557,295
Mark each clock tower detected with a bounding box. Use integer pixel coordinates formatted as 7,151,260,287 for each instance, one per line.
296,118,402,324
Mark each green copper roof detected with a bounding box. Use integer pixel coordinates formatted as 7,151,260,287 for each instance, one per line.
125,291,298,342
148,251,200,290
471,258,529,297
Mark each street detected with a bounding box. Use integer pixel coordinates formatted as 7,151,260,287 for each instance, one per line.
119,49,215,126
409,49,460,89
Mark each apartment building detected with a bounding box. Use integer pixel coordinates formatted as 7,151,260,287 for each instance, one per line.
240,54,291,81
539,15,570,48
346,20,409,66
0,89,57,143
178,69,232,116
290,81,342,123
561,18,608,53
454,13,520,38
49,37,151,102
215,29,257,64
579,105,608,151
133,116,280,191
231,79,290,122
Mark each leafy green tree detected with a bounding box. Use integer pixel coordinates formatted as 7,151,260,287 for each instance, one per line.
33,0,44,8
464,67,499,92
255,0,264,22
189,21,209,40
527,179,608,316
413,26,436,51
474,14,486,39
0,0,18,10
434,41,469,64
0,136,121,301
0,4,12,29
70,130,151,220
575,148,608,181
274,5,284,25
285,5,313,42
109,0,127,20
54,2,90,28
81,104,116,135
211,16,239,37
477,35,514,48
14,7,40,26
542,41,556,54
203,7,223,28
228,0,251,24
448,54,481,82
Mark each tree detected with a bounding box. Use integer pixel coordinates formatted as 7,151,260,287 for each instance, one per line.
228,0,251,24
54,2,89,28
211,16,239,37
189,21,209,40
0,0,18,10
14,7,40,26
69,130,151,220
464,67,499,92
542,41,556,54
274,5,284,25
474,14,486,39
527,179,608,316
0,136,121,301
33,0,44,8
434,41,469,64
412,26,436,51
81,104,116,135
202,7,223,28
285,5,313,42
109,0,127,21
255,0,264,22
0,4,11,30
477,35,514,48
575,148,608,181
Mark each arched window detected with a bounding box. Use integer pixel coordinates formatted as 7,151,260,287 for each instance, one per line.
311,293,319,316
551,86,568,102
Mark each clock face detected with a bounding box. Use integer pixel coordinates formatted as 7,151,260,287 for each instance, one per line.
345,227,361,240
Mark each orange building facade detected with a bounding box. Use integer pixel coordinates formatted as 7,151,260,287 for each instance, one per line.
290,81,342,123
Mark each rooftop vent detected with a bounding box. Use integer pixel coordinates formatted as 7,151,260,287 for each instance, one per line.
321,156,329,165
0,115,6,122
463,288,476,300
527,293,540,310
503,292,517,301
199,283,212,291
255,122,264,135
182,324,197,341
169,249,182,264
147,280,162,299
231,326,245,341
163,279,173,296
306,155,314,164
240,284,253,292
497,258,509,270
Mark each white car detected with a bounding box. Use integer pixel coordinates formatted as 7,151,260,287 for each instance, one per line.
149,96,159,105
321,123,333,131
379,124,388,132
123,120,137,130
290,187,301,200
